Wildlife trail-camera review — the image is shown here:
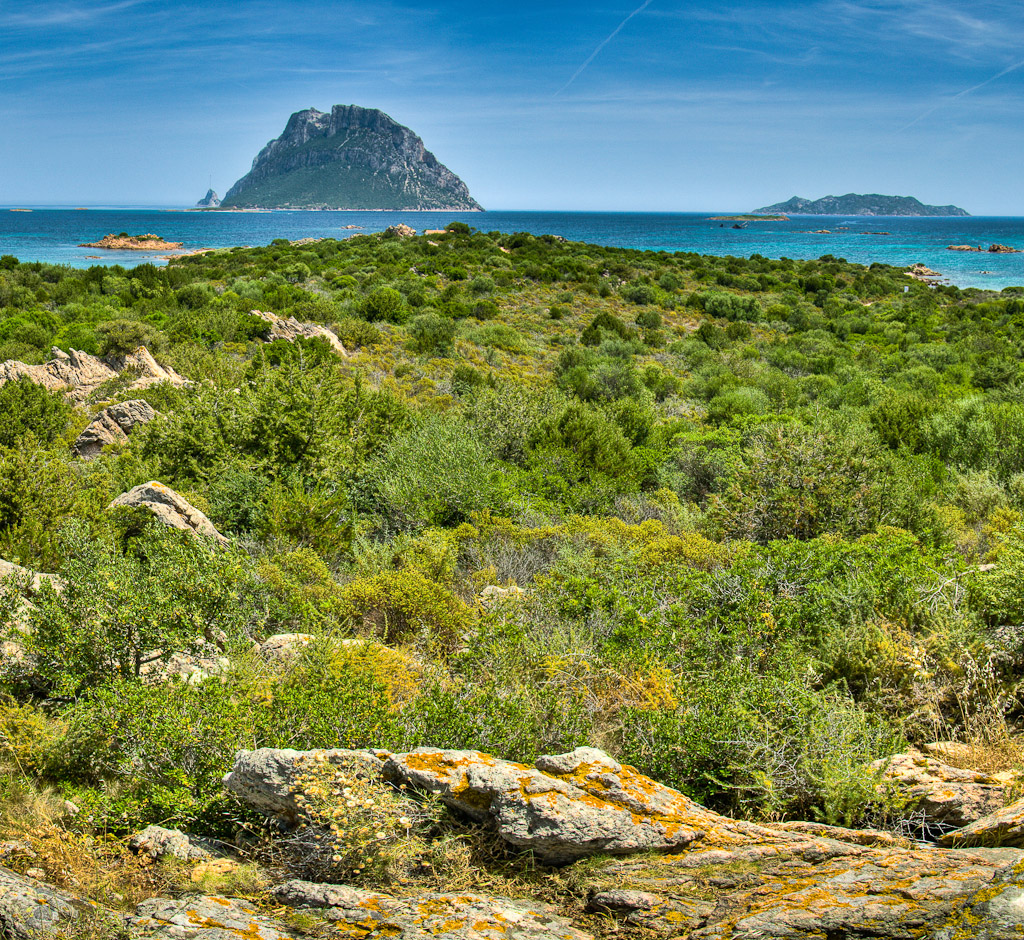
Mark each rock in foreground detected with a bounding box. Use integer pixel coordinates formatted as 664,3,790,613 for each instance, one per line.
250,310,347,356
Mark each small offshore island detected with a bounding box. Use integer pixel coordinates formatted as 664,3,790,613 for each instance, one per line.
755,193,971,216
213,104,482,211
79,233,184,250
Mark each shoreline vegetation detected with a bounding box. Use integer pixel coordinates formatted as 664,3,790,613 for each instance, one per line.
4,224,1024,934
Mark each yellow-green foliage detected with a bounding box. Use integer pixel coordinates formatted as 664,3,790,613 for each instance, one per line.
258,549,347,632
0,698,63,775
339,569,476,652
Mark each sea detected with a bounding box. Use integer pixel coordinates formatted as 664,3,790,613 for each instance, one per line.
3,207,1024,291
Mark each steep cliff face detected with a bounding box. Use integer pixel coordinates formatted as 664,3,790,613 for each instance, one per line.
221,105,482,211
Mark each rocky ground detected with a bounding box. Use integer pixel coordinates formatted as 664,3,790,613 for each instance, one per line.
4,743,1024,940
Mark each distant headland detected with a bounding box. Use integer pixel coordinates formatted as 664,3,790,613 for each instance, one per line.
214,104,482,212
753,194,970,217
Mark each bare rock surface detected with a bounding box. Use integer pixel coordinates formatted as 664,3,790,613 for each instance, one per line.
108,482,227,544
129,825,211,861
251,310,347,356
133,896,294,940
273,880,592,940
258,633,315,660
0,865,80,939
0,345,185,403
223,747,388,820
73,399,156,458
383,746,743,865
873,747,1013,832
384,224,417,238
938,795,1024,849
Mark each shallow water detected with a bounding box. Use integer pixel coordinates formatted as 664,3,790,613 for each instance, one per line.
2,207,1024,290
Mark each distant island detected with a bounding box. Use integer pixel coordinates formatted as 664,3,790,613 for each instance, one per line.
753,194,970,217
195,189,221,208
220,105,482,211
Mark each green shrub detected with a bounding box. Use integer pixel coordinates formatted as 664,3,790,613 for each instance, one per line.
0,377,72,448
362,287,407,324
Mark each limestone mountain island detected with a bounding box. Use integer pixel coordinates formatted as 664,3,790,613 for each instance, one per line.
220,105,483,211
754,194,970,217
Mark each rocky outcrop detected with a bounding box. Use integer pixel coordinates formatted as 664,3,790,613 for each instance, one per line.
0,346,185,404
133,896,294,940
221,105,482,211
273,880,592,940
78,234,183,250
250,310,347,356
938,795,1024,849
72,399,156,458
223,747,388,819
108,481,228,544
383,746,724,865
872,748,1012,833
129,826,212,861
196,190,221,208
0,866,80,939
384,224,416,238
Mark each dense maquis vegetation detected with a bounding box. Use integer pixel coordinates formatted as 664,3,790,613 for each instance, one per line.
2,224,1024,845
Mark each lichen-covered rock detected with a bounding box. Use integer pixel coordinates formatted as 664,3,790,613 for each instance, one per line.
586,839,1024,939
129,825,211,861
133,896,294,940
108,482,227,544
0,865,80,939
251,310,347,356
939,796,1024,849
73,399,156,458
383,746,715,865
273,880,591,940
873,747,1011,831
936,861,1024,939
224,747,388,820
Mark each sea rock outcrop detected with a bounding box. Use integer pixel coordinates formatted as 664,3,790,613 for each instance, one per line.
196,190,221,208
108,481,228,544
273,880,591,940
250,310,347,356
72,399,156,458
78,234,183,250
0,346,185,403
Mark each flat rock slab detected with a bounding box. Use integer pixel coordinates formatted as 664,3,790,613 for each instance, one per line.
586,840,1024,939
133,896,295,940
274,880,591,940
0,866,80,939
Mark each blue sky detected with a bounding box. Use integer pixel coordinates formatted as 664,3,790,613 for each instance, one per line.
2,0,1024,211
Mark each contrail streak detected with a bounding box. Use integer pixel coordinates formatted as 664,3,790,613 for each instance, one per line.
901,58,1024,130
555,0,654,96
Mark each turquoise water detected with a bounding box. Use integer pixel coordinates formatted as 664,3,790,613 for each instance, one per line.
2,207,1024,290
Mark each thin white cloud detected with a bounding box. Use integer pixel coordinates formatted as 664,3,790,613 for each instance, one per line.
901,57,1024,130
0,0,147,29
555,0,654,96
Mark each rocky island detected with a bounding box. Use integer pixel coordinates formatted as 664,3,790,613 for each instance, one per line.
220,104,482,211
195,189,221,208
754,193,970,216
78,233,184,250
